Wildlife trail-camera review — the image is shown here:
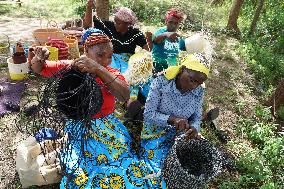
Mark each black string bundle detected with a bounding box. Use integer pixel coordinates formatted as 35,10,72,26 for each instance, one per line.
17,67,103,134
13,66,106,188
56,68,103,120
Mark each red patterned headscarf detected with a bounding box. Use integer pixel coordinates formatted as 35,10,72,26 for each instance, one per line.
84,33,111,48
165,8,184,22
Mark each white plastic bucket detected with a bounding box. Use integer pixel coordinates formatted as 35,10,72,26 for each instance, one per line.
7,57,29,80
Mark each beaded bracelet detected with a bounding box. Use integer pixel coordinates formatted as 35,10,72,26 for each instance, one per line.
104,75,119,86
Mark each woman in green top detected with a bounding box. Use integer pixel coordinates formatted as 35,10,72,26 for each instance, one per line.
152,8,186,74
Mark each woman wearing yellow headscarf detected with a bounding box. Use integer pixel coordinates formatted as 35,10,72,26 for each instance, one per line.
139,53,210,188
164,53,210,80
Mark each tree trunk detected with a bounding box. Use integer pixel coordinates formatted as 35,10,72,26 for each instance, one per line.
227,0,244,33
210,0,225,5
17,0,22,7
96,0,109,21
265,80,284,116
249,0,265,35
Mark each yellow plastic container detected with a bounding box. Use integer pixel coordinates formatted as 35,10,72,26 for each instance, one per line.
46,46,58,61
7,57,29,80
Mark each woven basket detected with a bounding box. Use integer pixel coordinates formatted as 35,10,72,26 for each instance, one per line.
63,29,83,44
64,36,79,59
125,51,153,85
162,139,223,189
46,39,69,60
33,21,64,46
0,34,10,55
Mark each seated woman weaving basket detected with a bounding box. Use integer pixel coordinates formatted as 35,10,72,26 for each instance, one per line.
83,0,152,74
31,29,129,102
139,53,210,188
30,30,136,188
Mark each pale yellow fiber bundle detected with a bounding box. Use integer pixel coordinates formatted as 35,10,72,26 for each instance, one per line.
125,48,153,85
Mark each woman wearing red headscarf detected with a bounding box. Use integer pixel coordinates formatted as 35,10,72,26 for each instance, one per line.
152,8,186,74
31,29,130,105
31,29,142,188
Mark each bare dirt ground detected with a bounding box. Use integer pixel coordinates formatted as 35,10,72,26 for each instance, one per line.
0,14,261,189
0,16,61,189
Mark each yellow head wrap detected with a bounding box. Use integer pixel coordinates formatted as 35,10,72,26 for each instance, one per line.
164,53,210,80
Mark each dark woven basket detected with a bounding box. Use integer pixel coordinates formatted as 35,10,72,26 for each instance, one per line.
162,139,223,189
56,68,103,120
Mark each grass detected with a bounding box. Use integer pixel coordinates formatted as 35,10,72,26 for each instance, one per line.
0,0,82,22
0,2,12,15
170,0,232,32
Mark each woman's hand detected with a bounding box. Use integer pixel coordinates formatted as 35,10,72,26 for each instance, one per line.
166,32,179,42
154,32,179,44
30,47,50,74
34,47,49,62
72,56,101,75
184,126,198,140
174,117,189,132
168,116,199,140
168,116,189,131
73,56,130,101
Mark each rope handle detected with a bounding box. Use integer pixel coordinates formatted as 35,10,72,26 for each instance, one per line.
64,34,78,41
38,19,59,29
3,34,10,47
71,18,83,28
0,34,10,50
47,20,58,28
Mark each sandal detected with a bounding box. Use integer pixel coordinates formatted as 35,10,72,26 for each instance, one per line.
4,101,20,112
204,107,220,122
216,130,230,143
